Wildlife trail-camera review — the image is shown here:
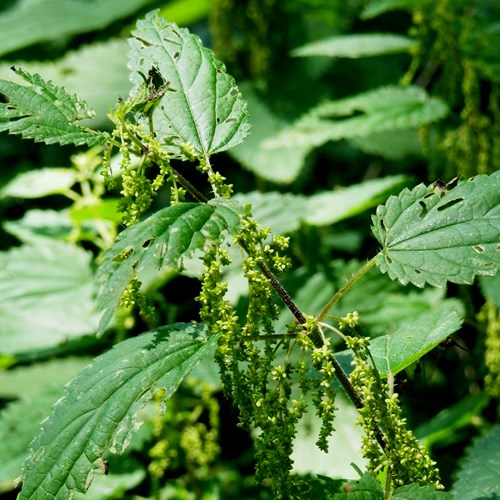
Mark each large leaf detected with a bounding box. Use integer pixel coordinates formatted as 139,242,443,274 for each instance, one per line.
372,171,500,287
0,67,107,146
19,322,217,500
264,86,448,152
0,0,155,57
291,33,415,59
0,242,100,355
450,425,500,499
127,11,250,157
97,200,242,333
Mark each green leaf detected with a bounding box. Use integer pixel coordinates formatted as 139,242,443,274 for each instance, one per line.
0,0,155,57
291,33,416,59
97,200,242,333
127,11,250,157
229,83,310,183
19,322,216,500
0,358,91,491
332,472,384,499
73,456,145,500
361,0,432,20
0,67,107,146
0,39,131,128
350,129,423,160
372,172,500,287
264,86,448,152
158,0,210,26
367,300,464,376
305,175,410,226
479,274,500,307
415,393,489,447
393,484,452,499
234,176,409,235
450,425,500,499
0,357,92,400
0,242,100,355
0,388,64,493
0,168,77,199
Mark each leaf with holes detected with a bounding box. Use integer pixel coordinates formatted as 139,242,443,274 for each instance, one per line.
18,322,216,500
372,171,500,287
127,10,250,158
0,67,107,146
96,200,242,333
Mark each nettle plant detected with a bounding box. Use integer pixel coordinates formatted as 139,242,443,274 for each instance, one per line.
1,11,499,500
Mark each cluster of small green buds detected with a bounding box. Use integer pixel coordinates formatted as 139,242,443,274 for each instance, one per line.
197,156,233,198
339,310,360,329
310,337,337,451
346,335,442,490
479,301,500,398
119,275,157,323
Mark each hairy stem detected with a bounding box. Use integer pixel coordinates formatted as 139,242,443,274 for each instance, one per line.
317,256,378,322
158,158,387,451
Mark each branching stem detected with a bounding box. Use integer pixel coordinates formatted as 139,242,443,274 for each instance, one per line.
317,256,378,322
154,154,387,452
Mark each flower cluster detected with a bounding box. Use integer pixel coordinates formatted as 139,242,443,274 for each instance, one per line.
479,301,500,398
346,335,443,490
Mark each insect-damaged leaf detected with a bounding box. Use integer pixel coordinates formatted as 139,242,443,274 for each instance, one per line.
372,171,500,287
96,200,242,333
127,11,250,157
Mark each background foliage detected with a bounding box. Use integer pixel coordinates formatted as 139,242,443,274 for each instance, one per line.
0,0,499,498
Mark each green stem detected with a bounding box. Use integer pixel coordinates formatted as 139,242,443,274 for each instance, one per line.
317,256,378,322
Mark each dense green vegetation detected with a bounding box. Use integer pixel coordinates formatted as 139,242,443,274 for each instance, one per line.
0,1,499,499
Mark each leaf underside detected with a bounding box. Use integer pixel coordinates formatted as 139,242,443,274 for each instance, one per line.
0,67,107,146
127,11,250,157
263,85,448,151
97,200,242,333
19,323,217,500
291,33,416,59
372,171,500,287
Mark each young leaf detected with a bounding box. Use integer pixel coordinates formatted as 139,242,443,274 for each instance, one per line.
450,425,500,499
372,171,500,287
127,10,250,157
97,200,242,333
263,85,448,151
0,67,108,146
19,322,217,500
291,33,416,59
